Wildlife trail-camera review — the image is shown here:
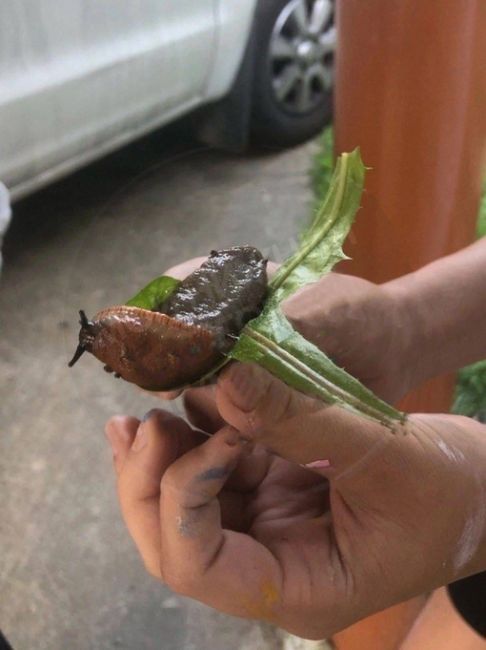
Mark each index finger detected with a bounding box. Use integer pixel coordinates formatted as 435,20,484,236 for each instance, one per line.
216,363,394,475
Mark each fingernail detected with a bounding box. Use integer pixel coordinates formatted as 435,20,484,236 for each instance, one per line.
130,409,158,452
224,426,250,447
132,423,148,452
302,459,331,470
196,466,232,481
142,408,160,422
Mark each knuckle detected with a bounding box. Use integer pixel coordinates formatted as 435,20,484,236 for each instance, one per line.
159,470,203,511
160,465,180,493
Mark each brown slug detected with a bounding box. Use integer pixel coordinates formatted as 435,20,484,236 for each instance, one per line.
68,247,268,390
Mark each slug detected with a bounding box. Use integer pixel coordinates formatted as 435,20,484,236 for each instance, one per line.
68,246,268,390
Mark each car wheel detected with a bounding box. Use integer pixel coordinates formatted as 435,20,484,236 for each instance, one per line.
251,0,335,147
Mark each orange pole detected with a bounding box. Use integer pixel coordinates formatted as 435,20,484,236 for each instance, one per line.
334,0,486,415
332,2,486,648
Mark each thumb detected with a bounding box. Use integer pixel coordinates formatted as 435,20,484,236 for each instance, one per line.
216,363,393,473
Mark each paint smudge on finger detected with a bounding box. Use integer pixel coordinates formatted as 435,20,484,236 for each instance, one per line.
196,465,232,481
176,514,195,538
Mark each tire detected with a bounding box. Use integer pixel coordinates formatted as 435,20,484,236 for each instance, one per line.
250,0,335,148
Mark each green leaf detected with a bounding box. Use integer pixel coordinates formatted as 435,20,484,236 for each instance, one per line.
269,149,366,304
478,179,486,237
126,275,180,311
311,127,335,207
232,307,404,429
453,360,486,421
230,149,405,429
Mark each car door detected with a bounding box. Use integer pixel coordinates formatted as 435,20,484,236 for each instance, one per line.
0,0,216,197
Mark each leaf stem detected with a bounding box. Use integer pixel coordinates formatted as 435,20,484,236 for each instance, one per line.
269,154,349,294
242,327,405,430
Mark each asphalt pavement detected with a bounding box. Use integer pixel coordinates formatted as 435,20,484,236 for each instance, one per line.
0,127,318,650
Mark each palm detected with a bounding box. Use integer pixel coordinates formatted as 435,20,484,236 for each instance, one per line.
183,389,348,629
184,388,332,536
213,450,354,637
222,451,329,533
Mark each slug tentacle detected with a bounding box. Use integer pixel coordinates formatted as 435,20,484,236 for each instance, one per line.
68,344,86,368
79,310,92,329
68,308,99,367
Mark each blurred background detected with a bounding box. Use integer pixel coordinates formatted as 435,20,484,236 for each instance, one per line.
1,1,485,649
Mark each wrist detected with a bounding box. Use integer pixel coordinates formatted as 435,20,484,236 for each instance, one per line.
446,415,486,577
382,241,486,388
411,413,486,580
381,275,429,394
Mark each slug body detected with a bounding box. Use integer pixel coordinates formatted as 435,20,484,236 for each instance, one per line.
69,247,267,390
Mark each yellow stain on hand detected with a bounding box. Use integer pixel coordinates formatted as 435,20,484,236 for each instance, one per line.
262,580,279,609
240,579,280,621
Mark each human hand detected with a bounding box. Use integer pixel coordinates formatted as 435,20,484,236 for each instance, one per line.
282,273,415,403
174,269,417,440
105,364,486,639
105,409,332,638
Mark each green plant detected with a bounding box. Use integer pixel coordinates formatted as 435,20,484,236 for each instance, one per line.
453,181,486,420
312,129,486,420
311,127,334,205
452,361,486,422
478,181,486,237
231,150,403,428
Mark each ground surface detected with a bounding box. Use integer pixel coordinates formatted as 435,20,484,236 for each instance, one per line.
0,127,317,650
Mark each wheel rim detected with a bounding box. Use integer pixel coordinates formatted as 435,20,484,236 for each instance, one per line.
269,0,336,115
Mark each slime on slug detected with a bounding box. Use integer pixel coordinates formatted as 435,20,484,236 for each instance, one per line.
68,247,268,390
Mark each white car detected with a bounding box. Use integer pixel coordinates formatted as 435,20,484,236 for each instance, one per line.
0,0,335,201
